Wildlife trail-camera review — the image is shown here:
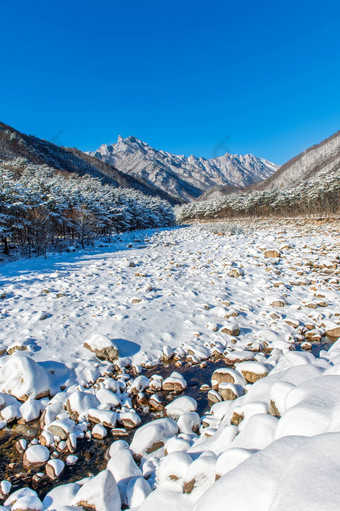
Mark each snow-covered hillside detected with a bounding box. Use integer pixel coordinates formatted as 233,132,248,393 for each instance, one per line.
90,136,278,202
259,129,340,190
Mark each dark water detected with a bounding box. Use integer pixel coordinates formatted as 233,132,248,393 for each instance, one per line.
0,359,222,499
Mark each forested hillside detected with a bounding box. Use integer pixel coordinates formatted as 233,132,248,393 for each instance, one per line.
0,122,179,205
176,166,340,222
0,159,174,256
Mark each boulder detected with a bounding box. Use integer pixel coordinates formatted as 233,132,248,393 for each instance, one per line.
0,354,51,401
72,470,121,511
163,372,187,392
264,249,281,258
23,445,49,468
84,334,119,362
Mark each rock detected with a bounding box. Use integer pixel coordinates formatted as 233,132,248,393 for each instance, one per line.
149,375,163,392
15,439,27,454
218,382,244,401
163,372,187,392
11,493,43,511
164,436,192,455
264,249,281,258
183,454,216,495
118,411,141,429
162,345,175,360
5,488,40,508
271,299,286,307
325,323,340,338
23,445,49,468
0,354,51,401
211,368,246,387
0,404,21,423
0,480,11,499
149,394,164,411
88,409,117,428
39,312,50,321
92,424,107,439
65,455,78,465
67,433,77,453
165,396,197,419
236,361,269,383
19,398,44,423
47,418,75,440
228,268,244,278
225,350,255,365
46,459,65,480
66,391,100,420
178,411,201,434
83,333,119,362
130,418,178,457
7,344,29,355
200,384,210,391
42,482,80,509
220,322,240,336
107,441,142,482
40,430,54,447
130,375,150,394
72,469,121,511
95,388,120,409
158,451,192,486
126,477,152,509
208,390,223,403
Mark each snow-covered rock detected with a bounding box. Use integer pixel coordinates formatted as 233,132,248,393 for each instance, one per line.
0,354,51,401
83,333,119,362
71,469,121,510
130,418,179,457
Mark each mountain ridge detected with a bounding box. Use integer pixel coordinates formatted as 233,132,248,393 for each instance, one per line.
90,135,278,202
0,122,180,205
254,129,340,191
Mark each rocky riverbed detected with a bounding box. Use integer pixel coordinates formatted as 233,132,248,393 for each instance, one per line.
0,219,340,510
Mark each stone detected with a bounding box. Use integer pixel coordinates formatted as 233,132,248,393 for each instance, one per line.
264,249,281,258
46,459,65,480
83,333,119,362
162,372,187,392
23,445,49,468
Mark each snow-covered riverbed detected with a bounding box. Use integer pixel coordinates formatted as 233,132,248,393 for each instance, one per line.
0,220,340,510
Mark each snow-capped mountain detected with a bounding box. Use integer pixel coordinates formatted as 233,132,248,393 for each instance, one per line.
90,136,278,202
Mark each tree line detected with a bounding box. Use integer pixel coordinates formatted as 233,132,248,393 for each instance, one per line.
176,169,340,223
0,159,175,256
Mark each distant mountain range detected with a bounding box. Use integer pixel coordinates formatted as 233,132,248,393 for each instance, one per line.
1,121,338,209
90,136,278,202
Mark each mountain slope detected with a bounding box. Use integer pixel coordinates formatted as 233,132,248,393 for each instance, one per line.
0,122,179,204
256,130,340,190
90,136,278,202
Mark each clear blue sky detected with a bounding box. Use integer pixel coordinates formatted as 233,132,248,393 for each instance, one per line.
1,0,339,164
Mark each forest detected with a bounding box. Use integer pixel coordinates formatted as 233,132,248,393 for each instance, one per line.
0,159,175,256
176,168,340,223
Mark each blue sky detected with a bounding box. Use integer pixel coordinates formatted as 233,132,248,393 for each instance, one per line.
1,0,339,164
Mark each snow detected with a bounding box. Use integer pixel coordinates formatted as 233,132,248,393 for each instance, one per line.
130,418,179,457
0,354,51,400
71,469,121,510
1,221,340,509
90,135,277,202
24,444,49,464
165,396,197,419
